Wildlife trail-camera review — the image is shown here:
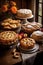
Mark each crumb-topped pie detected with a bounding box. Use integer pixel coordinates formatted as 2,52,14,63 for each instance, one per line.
0,31,18,45
20,38,35,49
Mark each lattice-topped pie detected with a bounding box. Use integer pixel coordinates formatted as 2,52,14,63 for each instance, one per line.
0,31,18,45
20,38,35,49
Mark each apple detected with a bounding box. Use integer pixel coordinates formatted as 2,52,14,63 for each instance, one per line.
18,35,22,40
23,33,28,38
20,33,24,37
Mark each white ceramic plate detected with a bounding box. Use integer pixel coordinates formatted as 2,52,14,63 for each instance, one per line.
17,43,39,53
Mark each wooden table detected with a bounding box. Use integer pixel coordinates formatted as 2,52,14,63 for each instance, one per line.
0,44,43,65
0,46,22,65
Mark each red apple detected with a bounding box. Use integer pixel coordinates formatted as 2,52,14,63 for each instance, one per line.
20,33,24,37
18,35,22,40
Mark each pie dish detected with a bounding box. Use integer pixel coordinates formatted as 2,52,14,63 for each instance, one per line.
17,43,39,53
20,38,35,50
0,31,18,45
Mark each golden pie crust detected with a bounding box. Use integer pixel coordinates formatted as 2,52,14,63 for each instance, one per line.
1,18,21,29
20,38,35,49
22,22,42,34
0,31,18,45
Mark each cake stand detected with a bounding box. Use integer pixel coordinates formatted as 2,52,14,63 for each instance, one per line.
16,15,34,24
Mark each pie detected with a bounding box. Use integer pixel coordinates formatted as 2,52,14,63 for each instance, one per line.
17,9,32,18
20,38,35,49
22,22,42,34
0,31,18,45
1,18,21,29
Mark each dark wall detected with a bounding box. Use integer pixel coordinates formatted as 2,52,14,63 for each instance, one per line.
0,0,34,21
0,0,34,14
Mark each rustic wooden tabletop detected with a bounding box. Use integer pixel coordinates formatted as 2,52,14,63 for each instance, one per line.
0,44,43,65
